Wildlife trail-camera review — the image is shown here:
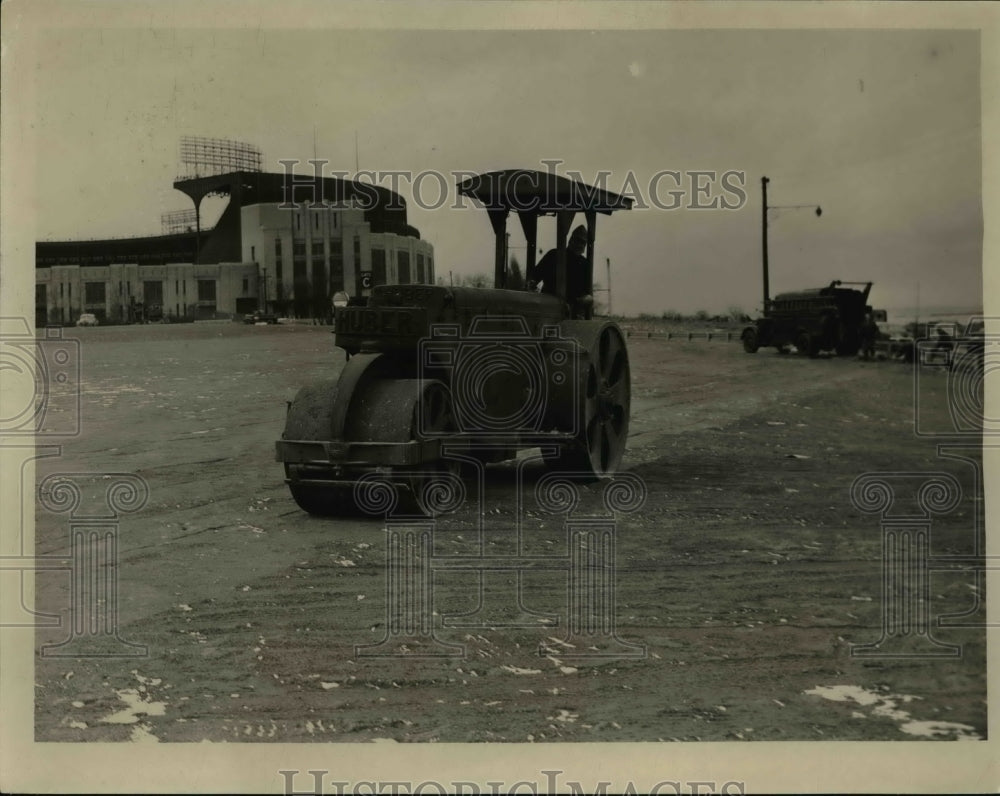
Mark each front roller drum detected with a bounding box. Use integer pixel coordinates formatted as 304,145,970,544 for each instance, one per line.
283,374,459,516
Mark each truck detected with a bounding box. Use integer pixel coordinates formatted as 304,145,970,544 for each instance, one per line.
741,280,886,357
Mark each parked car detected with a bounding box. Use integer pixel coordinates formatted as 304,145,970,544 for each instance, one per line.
76,313,99,327
243,311,278,325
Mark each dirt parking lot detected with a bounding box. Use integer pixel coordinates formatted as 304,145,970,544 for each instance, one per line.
30,320,985,743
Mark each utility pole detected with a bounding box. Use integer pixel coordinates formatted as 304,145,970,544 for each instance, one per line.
761,176,770,312
761,176,821,314
606,257,612,316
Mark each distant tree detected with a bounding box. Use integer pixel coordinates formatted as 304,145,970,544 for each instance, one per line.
694,309,710,322
459,273,492,288
507,255,524,290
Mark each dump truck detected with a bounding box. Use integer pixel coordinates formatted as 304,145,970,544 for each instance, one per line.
741,280,886,357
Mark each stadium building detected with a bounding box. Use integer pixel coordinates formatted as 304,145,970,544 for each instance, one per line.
35,137,434,326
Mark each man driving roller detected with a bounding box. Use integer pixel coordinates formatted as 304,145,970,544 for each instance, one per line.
528,225,593,316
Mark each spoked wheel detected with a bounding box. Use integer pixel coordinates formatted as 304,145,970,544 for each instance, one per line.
559,323,630,478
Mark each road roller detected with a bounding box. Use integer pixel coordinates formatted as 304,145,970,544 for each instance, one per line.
275,169,633,515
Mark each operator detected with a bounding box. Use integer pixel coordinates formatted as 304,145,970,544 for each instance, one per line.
528,224,593,316
529,224,590,296
859,312,879,360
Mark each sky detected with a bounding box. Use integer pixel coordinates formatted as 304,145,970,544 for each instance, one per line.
30,25,984,317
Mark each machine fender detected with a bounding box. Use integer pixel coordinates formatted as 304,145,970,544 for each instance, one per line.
329,352,394,441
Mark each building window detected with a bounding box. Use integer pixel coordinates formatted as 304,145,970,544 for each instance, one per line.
314,212,319,230
251,245,256,262
296,214,301,232
330,248,344,292
311,260,327,314
371,249,386,286
332,211,338,230
242,277,249,294
197,279,216,302
311,241,324,258
275,238,282,255
144,281,163,307
293,242,306,257
427,256,434,283
397,251,410,284
60,283,64,298
84,282,106,305
416,253,425,284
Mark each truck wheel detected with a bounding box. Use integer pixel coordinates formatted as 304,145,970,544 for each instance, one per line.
742,328,759,353
796,332,818,358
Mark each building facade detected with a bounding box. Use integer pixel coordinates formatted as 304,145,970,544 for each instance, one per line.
35,169,435,325
35,262,259,326
241,203,435,318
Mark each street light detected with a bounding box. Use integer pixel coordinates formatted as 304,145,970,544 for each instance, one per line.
761,176,822,311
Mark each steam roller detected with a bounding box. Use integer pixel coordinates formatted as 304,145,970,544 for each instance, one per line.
276,168,634,516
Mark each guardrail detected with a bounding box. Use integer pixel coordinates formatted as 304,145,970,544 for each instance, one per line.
622,329,736,342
